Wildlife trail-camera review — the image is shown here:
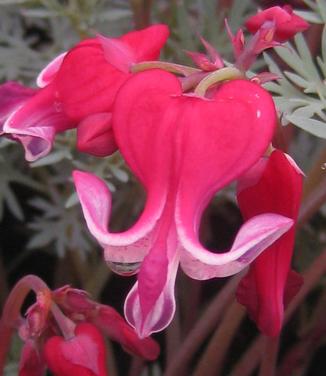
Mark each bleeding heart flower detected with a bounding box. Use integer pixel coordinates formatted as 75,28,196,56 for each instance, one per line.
1,24,169,160
236,149,304,337
245,6,309,42
73,69,294,337
0,82,37,152
0,276,160,376
19,340,46,376
44,323,108,376
76,113,117,157
92,305,160,360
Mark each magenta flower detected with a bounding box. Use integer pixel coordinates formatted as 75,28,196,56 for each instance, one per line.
0,82,38,155
0,276,159,376
43,323,108,376
1,25,169,160
73,69,294,337
236,149,304,336
245,6,309,42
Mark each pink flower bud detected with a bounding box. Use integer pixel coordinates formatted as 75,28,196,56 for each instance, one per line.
43,323,108,376
245,6,309,42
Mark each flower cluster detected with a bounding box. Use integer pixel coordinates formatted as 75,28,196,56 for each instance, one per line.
0,4,308,366
0,275,159,375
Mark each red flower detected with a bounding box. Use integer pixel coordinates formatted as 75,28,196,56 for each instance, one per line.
19,340,46,376
245,6,309,42
236,150,304,336
1,25,169,160
74,70,293,337
0,277,160,376
43,323,108,376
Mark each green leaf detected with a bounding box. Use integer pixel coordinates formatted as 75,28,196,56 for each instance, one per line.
286,115,326,138
317,0,326,22
284,71,310,89
30,150,72,167
295,33,321,81
294,10,323,23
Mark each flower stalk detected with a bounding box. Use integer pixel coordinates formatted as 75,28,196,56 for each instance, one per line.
0,275,50,373
194,67,243,96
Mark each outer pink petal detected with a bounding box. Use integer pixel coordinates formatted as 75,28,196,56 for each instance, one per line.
124,251,178,338
245,6,309,42
179,213,293,279
121,24,169,62
3,85,73,161
98,35,136,73
76,113,118,157
92,305,160,360
112,69,181,186
73,170,165,263
54,41,126,121
236,150,303,336
19,340,46,376
36,52,67,88
43,323,107,376
0,81,36,132
175,80,277,271
55,26,168,122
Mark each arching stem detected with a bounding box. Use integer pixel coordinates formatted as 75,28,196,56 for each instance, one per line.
0,275,50,373
194,66,243,96
131,61,200,76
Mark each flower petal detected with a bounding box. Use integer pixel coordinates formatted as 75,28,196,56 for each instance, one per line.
76,113,118,157
19,340,46,376
36,52,67,88
55,25,169,122
54,40,126,121
3,85,73,161
73,170,165,263
175,79,277,272
179,213,293,279
236,150,303,336
121,24,169,62
44,323,108,376
124,251,178,338
92,305,160,360
0,81,36,132
245,6,309,42
98,34,136,73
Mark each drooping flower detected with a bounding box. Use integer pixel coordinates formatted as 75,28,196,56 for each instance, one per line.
245,6,309,42
1,24,169,160
0,276,160,376
0,82,38,156
43,323,108,376
224,5,309,74
0,82,36,129
73,69,294,337
236,149,304,337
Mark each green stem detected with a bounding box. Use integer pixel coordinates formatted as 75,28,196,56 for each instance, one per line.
131,61,200,76
194,67,243,96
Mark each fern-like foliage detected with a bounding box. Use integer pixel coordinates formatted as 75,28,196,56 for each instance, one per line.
264,0,326,138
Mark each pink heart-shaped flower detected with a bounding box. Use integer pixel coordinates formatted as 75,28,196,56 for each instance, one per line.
43,323,108,376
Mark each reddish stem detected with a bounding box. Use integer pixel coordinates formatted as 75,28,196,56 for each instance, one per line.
193,301,245,376
165,273,243,376
258,336,280,376
0,275,50,373
298,177,326,228
230,250,326,376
